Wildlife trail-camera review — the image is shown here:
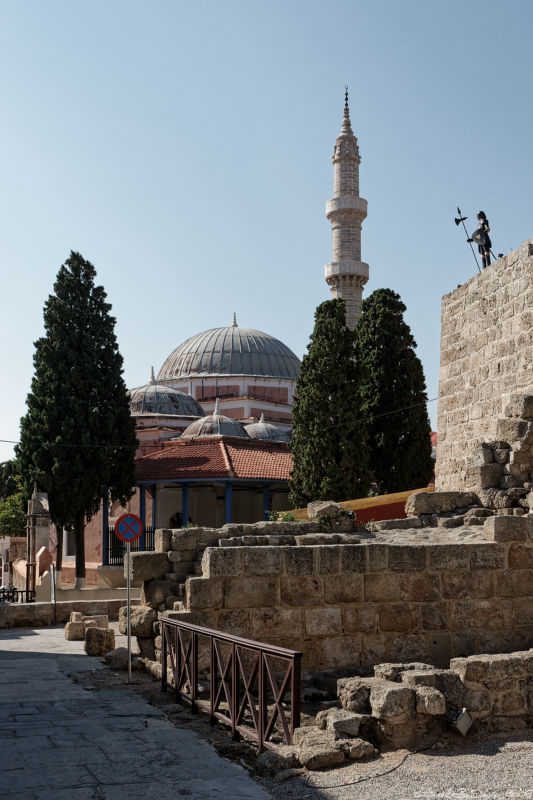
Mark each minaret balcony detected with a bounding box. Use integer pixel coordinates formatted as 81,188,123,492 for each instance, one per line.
326,196,367,218
324,261,369,281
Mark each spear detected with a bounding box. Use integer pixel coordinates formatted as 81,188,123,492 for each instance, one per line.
455,207,481,273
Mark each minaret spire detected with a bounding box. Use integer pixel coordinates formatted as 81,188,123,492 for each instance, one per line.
324,88,369,328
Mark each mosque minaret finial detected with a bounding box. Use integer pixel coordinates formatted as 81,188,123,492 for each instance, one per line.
231,312,238,327
324,87,369,328
150,366,156,384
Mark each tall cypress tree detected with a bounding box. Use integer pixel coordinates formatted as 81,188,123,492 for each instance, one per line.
289,299,371,507
17,252,137,586
355,288,434,494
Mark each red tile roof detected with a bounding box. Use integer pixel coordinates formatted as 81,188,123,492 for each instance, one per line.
135,437,291,482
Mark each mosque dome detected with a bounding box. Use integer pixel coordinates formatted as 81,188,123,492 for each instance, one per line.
129,369,204,417
245,414,292,443
157,315,300,380
181,399,249,439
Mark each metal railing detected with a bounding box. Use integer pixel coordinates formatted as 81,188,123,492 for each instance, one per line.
106,526,155,565
161,617,301,752
0,586,36,604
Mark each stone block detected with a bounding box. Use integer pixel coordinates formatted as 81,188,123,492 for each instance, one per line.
280,576,322,606
367,544,388,572
374,662,435,682
316,545,341,574
388,634,429,663
202,547,243,577
250,608,301,640
364,573,399,602
369,681,414,724
307,500,344,519
119,605,157,638
497,570,533,597
141,579,178,609
345,604,378,633
84,626,115,656
223,576,278,609
428,544,470,571
476,464,503,489
387,546,427,572
323,573,362,604
512,598,533,625
400,669,438,688
496,418,528,441
379,603,420,632
64,621,84,640
215,609,251,638
441,569,493,600
437,516,464,528
137,637,156,660
484,515,528,542
340,546,367,573
338,738,376,759
305,607,342,637
284,547,315,575
186,576,224,609
126,552,170,583
421,602,447,630
504,395,533,420
104,647,129,671
376,517,422,530
242,546,283,575
155,529,172,553
70,612,83,623
337,676,371,713
170,530,199,551
82,614,108,630
415,686,446,715
470,543,505,570
324,708,366,738
399,573,440,602
405,491,477,516
293,728,346,770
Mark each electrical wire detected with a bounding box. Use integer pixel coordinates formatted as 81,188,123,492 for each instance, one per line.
303,732,443,791
0,397,438,452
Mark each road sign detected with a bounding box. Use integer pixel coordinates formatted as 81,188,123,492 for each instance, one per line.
115,513,143,543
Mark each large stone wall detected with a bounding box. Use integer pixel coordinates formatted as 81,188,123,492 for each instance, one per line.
153,516,533,671
436,240,533,491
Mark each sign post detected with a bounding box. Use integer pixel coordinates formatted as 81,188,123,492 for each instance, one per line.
115,513,143,683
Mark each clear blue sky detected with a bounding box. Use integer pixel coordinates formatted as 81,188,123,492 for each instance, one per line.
1,0,532,463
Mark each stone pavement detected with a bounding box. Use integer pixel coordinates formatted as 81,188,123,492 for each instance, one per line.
0,625,271,800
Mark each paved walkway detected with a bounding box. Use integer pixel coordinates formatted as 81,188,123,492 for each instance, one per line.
0,625,271,800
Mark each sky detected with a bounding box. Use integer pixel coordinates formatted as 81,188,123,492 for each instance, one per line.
1,0,532,464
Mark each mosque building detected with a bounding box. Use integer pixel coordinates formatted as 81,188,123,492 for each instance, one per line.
60,92,369,582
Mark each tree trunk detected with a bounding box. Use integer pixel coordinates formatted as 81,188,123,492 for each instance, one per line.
55,525,63,575
74,513,86,589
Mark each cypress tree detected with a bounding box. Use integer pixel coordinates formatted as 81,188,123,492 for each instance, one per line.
289,299,371,507
17,252,137,586
355,288,434,494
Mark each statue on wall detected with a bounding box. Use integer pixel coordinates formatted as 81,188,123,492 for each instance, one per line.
469,211,492,269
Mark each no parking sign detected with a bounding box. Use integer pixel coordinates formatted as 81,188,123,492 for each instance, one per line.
115,513,143,682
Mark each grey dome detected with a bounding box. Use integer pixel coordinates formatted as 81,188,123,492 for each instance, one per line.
158,318,300,380
245,414,292,443
181,399,249,439
129,370,204,417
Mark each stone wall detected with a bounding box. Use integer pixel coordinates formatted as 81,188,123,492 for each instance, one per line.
0,599,132,629
144,515,533,671
436,240,533,491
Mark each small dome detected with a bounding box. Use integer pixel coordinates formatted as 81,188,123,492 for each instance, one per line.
181,399,249,439
245,414,291,443
129,369,204,417
158,316,301,380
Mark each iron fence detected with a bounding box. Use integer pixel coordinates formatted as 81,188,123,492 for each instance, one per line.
106,526,155,565
161,616,301,752
0,586,35,603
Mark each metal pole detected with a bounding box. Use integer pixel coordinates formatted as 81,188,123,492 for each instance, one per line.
456,207,481,273
127,542,131,683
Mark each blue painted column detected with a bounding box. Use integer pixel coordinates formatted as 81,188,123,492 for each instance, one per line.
262,483,271,521
102,491,109,566
151,484,157,529
224,482,233,524
139,485,146,550
182,484,189,527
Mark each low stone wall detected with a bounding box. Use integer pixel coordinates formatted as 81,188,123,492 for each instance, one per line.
142,514,533,671
0,599,134,629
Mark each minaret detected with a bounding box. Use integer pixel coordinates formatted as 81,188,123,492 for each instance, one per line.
325,88,369,328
